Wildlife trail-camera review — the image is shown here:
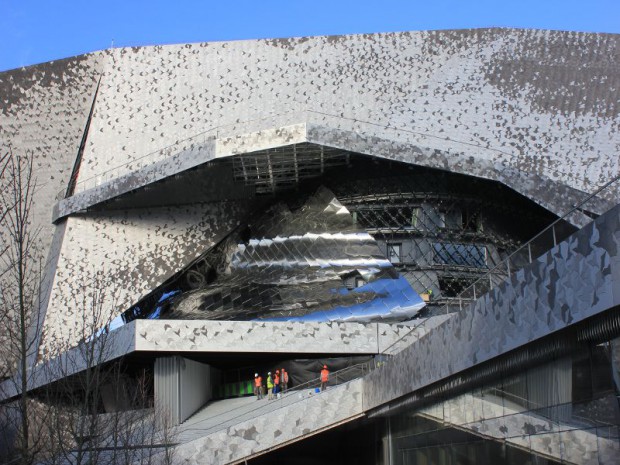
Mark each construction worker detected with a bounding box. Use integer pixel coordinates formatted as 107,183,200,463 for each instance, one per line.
281,368,289,393
320,365,329,391
254,373,263,400
274,370,281,398
266,372,274,400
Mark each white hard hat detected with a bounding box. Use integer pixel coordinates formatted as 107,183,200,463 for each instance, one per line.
268,371,271,375
255,373,258,377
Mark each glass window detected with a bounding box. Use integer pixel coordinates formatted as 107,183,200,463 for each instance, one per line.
387,243,402,264
433,243,487,268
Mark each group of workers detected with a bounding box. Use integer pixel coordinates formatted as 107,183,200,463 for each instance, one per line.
253,368,289,400
253,365,330,400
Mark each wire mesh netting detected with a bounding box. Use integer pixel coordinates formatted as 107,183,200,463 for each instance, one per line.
121,145,574,323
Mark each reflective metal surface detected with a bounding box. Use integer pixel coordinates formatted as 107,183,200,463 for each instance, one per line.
165,186,425,322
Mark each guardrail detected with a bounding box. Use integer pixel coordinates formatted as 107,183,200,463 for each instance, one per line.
56,108,598,200
381,174,620,355
56,109,308,200
445,173,619,313
421,392,619,447
484,387,618,431
178,361,374,438
280,361,375,394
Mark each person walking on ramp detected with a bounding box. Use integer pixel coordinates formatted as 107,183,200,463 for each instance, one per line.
254,373,263,400
320,365,329,391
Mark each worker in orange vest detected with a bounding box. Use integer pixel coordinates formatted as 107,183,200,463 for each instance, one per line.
254,373,263,400
274,370,281,398
320,365,329,391
281,368,289,393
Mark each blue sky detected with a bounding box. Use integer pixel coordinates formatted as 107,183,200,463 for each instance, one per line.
1,0,618,72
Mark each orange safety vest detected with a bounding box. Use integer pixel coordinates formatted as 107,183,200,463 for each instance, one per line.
284,371,289,383
321,369,329,382
255,376,262,387
274,374,280,385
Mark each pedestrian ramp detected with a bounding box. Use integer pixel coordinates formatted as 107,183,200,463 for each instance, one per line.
166,378,365,464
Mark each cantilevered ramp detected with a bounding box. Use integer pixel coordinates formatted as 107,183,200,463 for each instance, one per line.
161,379,364,465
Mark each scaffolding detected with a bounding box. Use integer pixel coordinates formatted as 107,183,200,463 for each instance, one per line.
232,144,349,194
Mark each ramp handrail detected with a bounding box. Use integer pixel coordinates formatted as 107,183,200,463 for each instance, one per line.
56,108,597,200
380,173,620,356
177,361,372,437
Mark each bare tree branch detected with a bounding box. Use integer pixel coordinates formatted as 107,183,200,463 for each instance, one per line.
0,149,46,465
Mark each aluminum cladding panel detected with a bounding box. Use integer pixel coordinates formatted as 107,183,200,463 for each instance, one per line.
78,29,619,198
39,201,249,358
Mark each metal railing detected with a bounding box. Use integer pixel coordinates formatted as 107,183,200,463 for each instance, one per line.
56,109,308,200
422,392,619,446
484,387,618,431
56,107,601,200
381,174,620,355
177,361,374,438
442,173,619,314
280,361,375,394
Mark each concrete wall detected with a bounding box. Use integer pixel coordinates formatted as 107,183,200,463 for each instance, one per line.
154,357,180,425
154,356,212,426
179,357,212,424
154,356,213,426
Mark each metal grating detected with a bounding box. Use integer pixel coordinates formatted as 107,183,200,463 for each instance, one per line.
233,144,349,194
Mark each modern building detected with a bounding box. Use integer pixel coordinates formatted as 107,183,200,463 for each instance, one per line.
0,28,619,464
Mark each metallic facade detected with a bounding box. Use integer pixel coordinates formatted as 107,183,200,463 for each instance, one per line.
3,28,619,356
364,204,620,410
1,28,619,464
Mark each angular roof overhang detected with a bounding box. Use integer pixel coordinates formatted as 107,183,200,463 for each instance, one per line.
53,119,613,226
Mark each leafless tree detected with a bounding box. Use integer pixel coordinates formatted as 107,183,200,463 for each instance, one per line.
0,148,178,464
0,149,48,465
37,274,178,465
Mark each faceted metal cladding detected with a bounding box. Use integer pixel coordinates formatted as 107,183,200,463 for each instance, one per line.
119,151,563,327
3,28,618,356
0,28,618,464
164,186,426,322
364,203,620,411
